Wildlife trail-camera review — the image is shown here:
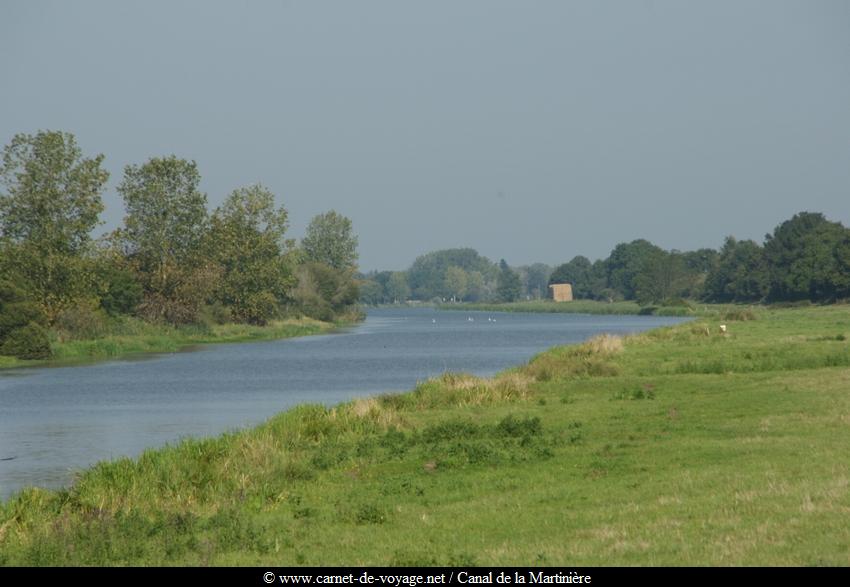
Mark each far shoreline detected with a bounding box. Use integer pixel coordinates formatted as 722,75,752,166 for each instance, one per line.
0,317,355,372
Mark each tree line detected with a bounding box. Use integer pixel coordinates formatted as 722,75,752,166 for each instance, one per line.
359,212,850,307
0,130,360,360
359,248,532,305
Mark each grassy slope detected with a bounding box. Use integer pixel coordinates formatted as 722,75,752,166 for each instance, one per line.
2,306,850,565
0,317,339,370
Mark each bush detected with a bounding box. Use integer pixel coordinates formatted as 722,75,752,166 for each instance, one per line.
54,305,109,341
0,322,52,359
199,302,232,326
98,266,143,316
291,262,359,321
0,279,51,358
0,280,47,338
137,293,200,325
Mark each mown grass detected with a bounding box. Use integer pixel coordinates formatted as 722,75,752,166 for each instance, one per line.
0,316,341,370
2,305,850,565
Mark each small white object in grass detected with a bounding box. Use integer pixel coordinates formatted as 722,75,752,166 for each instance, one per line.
719,324,727,333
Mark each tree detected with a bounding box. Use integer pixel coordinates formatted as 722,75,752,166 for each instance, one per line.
763,212,850,302
496,259,522,302
0,131,109,319
117,156,214,323
550,256,593,299
386,272,410,303
95,262,143,316
523,263,552,299
406,248,497,300
292,261,359,321
703,237,769,302
1,131,108,255
0,243,101,322
358,279,384,305
634,251,689,305
302,210,358,271
118,156,208,272
206,184,295,324
679,247,719,299
444,266,469,301
466,270,486,301
605,239,665,300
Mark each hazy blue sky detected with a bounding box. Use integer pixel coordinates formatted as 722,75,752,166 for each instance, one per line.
2,1,848,271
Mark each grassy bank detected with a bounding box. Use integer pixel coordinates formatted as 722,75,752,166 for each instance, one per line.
2,305,850,565
438,299,707,316
0,316,343,370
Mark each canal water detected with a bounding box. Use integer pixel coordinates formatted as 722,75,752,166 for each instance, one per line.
0,307,686,499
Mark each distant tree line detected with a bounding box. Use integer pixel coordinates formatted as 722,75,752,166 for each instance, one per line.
360,212,850,307
358,248,536,305
547,212,850,305
0,130,360,359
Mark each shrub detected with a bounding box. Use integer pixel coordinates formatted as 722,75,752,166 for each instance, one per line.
199,302,232,326
495,415,542,438
0,280,47,338
97,265,143,316
54,305,109,341
0,322,52,359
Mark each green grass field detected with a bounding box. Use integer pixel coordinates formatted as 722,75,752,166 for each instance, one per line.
2,305,849,565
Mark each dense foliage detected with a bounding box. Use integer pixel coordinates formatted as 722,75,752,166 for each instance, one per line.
0,280,51,359
361,212,850,306
0,131,361,359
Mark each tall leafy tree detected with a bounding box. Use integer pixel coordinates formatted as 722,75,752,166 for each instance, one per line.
118,156,207,274
444,266,469,301
764,212,850,302
703,237,769,302
358,279,384,305
302,210,358,271
0,131,108,254
523,263,552,299
0,131,109,319
605,239,665,300
466,270,487,301
386,271,410,303
117,156,214,323
496,259,522,302
634,251,689,305
407,248,496,300
206,184,295,324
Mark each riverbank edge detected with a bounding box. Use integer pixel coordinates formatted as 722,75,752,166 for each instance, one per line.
0,316,356,371
4,305,850,565
437,299,730,317
0,311,695,503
